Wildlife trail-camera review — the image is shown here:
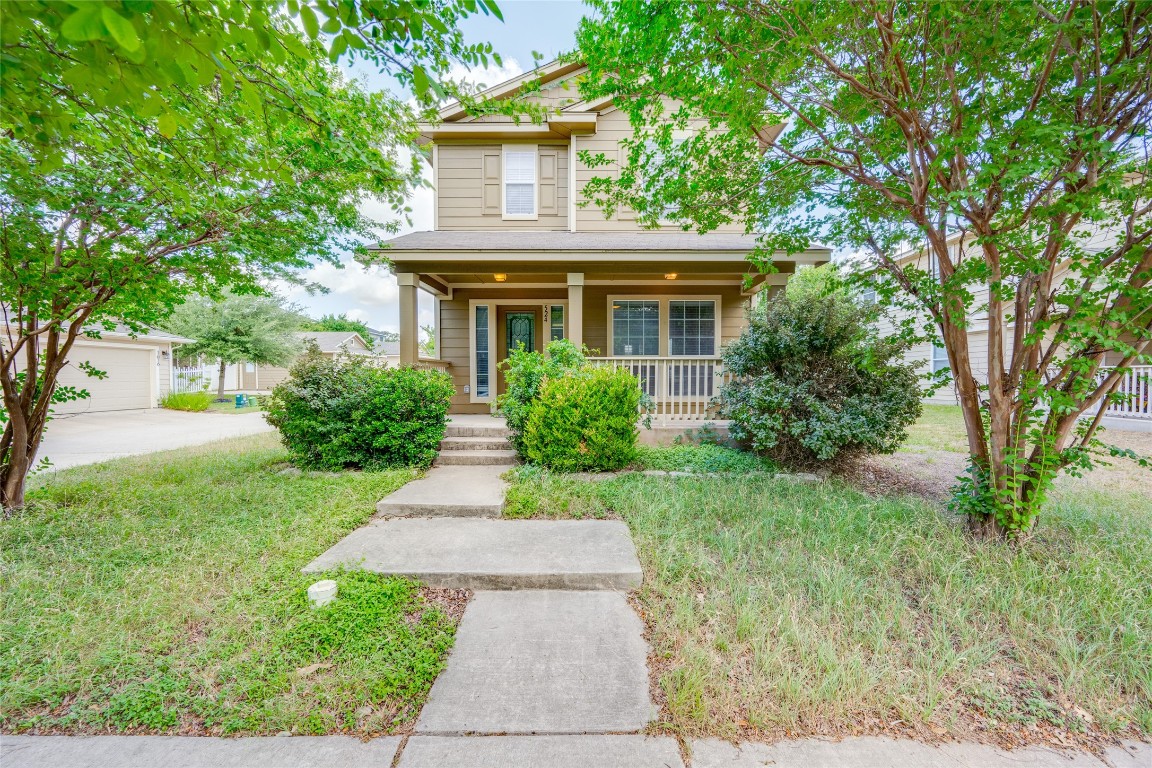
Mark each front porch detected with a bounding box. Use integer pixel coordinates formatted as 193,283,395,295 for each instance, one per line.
381,230,831,427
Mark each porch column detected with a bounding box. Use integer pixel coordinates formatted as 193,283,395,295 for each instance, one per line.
397,272,420,365
567,272,584,349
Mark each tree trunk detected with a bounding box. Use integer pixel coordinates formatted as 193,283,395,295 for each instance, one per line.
217,359,227,400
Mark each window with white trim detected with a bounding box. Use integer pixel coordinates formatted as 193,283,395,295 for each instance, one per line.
931,343,949,373
503,149,536,216
475,305,490,397
669,300,716,356
612,301,659,356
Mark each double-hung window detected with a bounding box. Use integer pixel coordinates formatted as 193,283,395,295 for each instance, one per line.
503,147,536,217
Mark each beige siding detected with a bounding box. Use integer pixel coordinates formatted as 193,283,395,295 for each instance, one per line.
573,108,746,234
436,144,569,230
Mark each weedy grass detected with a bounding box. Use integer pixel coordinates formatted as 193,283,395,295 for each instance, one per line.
0,433,453,736
504,452,1152,740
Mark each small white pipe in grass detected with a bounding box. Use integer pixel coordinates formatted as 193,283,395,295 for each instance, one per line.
307,580,338,608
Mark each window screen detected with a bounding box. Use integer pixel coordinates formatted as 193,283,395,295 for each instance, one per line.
612,300,659,356
504,150,536,215
669,300,716,356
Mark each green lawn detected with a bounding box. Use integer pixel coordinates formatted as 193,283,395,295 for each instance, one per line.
505,441,1152,744
0,434,455,737
207,394,264,414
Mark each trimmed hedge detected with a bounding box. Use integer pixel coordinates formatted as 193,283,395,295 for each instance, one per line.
498,338,585,454
521,366,642,472
265,347,454,470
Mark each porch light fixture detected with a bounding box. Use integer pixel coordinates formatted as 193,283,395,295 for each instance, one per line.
664,272,678,280
493,273,507,282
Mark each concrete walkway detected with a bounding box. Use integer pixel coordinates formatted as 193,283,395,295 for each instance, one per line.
36,410,274,470
5,734,1145,768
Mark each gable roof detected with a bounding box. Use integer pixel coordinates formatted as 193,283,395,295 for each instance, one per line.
295,331,368,353
438,59,586,122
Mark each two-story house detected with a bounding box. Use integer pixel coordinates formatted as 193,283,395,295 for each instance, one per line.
377,60,831,429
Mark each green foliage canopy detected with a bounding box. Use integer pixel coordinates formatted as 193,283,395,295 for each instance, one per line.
576,0,1152,537
166,293,302,369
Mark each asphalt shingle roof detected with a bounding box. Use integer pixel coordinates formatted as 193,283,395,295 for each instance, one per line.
375,230,801,252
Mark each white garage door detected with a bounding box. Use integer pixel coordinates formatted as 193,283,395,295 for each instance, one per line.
54,345,154,414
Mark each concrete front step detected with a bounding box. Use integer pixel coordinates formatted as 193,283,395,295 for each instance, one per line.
415,591,655,735
376,465,509,518
439,436,512,451
443,424,510,439
302,518,643,590
435,449,518,466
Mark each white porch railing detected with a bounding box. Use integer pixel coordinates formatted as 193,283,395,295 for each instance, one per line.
587,356,729,424
1098,365,1152,419
172,365,214,394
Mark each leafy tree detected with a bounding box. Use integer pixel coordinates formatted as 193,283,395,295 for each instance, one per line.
419,323,437,357
299,314,376,348
0,1,503,511
577,0,1152,539
1,0,504,166
166,293,302,398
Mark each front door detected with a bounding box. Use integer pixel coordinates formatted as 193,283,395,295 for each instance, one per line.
506,312,536,354
496,307,542,397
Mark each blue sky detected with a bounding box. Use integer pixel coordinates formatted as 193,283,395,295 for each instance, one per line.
282,1,590,334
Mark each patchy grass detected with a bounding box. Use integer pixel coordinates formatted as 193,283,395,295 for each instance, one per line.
0,434,457,737
207,394,264,415
505,468,1152,746
634,443,775,474
901,404,971,453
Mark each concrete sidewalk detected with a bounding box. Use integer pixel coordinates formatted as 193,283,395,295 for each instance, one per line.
3,735,1145,768
36,410,275,470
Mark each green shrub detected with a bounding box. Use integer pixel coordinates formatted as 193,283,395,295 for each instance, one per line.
265,347,455,470
719,277,922,470
160,391,214,412
522,366,642,472
497,339,585,454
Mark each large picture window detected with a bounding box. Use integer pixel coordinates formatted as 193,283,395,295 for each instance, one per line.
503,148,536,216
612,300,660,356
669,300,716,356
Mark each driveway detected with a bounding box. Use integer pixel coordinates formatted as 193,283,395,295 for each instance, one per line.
35,409,275,471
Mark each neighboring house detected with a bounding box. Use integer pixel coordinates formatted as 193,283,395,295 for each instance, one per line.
53,325,190,414
238,331,375,391
363,327,397,349
376,60,831,432
874,227,1151,430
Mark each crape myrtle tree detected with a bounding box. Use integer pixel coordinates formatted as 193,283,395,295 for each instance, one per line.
166,293,303,399
576,0,1152,540
0,0,503,510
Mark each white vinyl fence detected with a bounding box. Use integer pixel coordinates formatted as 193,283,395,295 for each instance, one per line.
171,364,214,395
1099,365,1152,420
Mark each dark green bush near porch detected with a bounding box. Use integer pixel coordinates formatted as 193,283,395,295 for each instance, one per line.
720,270,922,470
266,346,454,470
498,339,586,454
522,366,642,472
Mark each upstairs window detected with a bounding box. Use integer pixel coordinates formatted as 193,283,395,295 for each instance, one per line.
503,148,536,217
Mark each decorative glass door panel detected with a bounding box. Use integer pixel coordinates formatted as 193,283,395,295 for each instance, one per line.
506,312,535,354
